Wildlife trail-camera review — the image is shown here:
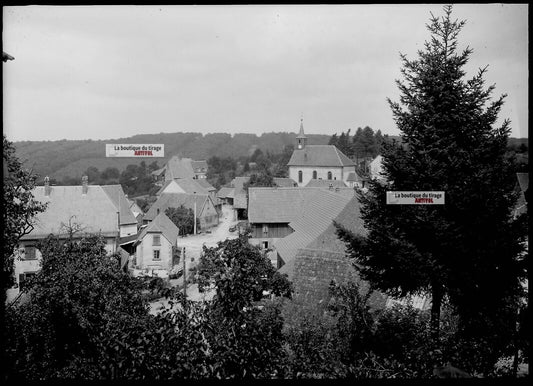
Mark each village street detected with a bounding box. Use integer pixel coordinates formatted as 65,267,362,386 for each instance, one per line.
149,205,238,314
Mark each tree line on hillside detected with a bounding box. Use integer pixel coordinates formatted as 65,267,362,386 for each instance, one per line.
329,126,386,161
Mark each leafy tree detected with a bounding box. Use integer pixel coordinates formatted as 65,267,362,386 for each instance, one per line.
4,234,150,380
100,167,120,180
336,5,527,374
84,166,100,184
2,135,47,302
165,205,199,236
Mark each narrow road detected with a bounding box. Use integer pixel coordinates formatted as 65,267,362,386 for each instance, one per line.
149,205,238,314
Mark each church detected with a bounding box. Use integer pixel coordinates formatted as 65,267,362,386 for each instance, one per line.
287,119,357,187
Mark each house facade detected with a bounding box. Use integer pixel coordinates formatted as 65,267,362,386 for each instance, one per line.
8,177,137,302
287,120,356,187
144,192,219,231
134,212,179,272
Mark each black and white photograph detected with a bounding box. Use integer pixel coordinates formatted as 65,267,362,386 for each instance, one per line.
2,4,528,380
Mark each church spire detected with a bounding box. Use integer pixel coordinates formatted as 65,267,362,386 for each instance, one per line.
296,116,307,149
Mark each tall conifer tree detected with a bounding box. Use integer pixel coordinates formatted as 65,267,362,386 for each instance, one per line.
336,5,527,363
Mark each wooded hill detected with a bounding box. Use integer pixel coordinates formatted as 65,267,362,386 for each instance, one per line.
12,132,527,183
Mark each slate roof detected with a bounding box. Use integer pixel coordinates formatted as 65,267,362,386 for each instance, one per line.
287,145,354,167
101,185,138,225
136,212,179,246
273,177,297,187
144,193,210,222
165,156,206,179
305,179,347,188
23,186,122,239
156,178,212,196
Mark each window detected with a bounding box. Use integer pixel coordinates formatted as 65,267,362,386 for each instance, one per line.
153,234,161,246
327,171,332,180
262,224,268,236
153,250,160,260
312,170,317,179
263,241,269,249
298,170,303,183
23,246,37,260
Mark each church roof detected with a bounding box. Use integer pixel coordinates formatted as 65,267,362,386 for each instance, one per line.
287,145,355,167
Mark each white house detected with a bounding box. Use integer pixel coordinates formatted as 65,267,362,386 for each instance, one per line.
287,119,356,187
133,212,179,273
8,177,138,303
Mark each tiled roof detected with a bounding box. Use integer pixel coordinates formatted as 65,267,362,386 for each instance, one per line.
136,212,179,246
287,145,354,167
156,178,211,196
248,187,349,224
217,187,235,198
144,193,210,222
275,192,354,277
346,171,363,182
305,179,347,188
165,156,195,179
273,177,297,187
23,186,121,239
101,185,138,225
516,173,529,193
191,160,208,173
230,177,250,209
195,178,216,191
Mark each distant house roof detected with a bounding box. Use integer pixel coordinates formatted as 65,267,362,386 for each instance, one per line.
217,186,235,198
287,145,354,167
144,193,211,222
305,179,347,188
191,160,208,173
23,185,124,239
151,167,166,177
165,156,195,179
126,198,143,217
156,178,212,196
273,177,297,187
195,178,216,191
136,212,179,246
101,185,138,225
346,171,364,182
230,177,250,209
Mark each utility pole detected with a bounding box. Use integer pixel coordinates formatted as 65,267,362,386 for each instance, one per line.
182,246,187,304
193,192,197,235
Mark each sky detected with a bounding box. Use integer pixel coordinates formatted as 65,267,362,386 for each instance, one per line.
2,4,528,142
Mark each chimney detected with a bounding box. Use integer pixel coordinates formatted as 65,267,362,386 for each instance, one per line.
82,175,88,195
44,176,51,196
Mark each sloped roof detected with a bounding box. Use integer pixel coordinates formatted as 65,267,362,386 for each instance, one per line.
273,177,297,187
191,160,208,173
23,186,121,239
195,178,216,191
144,193,210,222
156,180,174,195
165,156,195,179
346,171,364,182
287,145,354,167
217,187,235,198
305,179,347,188
156,178,211,196
275,192,354,276
3,52,14,62
101,185,138,225
516,173,529,193
230,177,250,209
151,167,165,176
136,212,179,246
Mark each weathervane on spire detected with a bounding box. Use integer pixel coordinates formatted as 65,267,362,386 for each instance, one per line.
296,115,307,149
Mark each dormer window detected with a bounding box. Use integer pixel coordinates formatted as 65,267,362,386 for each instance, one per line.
153,235,161,246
